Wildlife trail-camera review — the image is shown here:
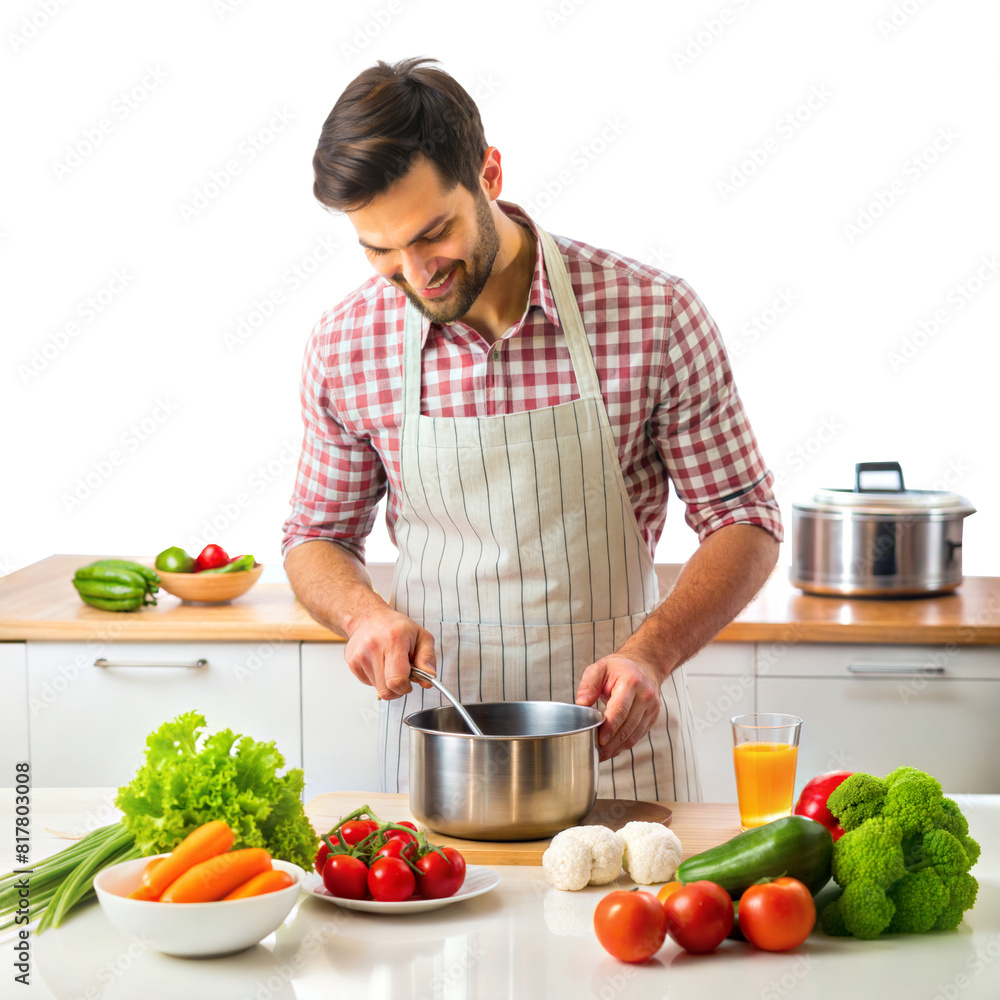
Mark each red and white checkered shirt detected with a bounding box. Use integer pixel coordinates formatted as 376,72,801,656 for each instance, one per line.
282,202,783,561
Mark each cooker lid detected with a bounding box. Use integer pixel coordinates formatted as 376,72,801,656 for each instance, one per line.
795,462,976,516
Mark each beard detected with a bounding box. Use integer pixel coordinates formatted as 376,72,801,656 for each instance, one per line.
394,191,500,324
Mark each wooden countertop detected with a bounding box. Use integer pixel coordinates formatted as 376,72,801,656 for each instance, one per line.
2,554,1000,644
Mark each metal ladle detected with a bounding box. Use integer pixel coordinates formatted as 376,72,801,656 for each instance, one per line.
410,667,485,736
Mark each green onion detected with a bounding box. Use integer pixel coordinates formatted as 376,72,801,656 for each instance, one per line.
0,822,135,933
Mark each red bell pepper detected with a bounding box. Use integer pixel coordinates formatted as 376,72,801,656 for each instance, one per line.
793,770,853,840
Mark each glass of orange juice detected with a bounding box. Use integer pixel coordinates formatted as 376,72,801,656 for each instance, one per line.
731,714,802,831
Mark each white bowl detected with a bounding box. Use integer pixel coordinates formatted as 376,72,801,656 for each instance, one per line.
94,854,305,958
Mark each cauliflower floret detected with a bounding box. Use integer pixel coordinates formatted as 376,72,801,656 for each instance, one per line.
618,821,683,885
542,826,624,891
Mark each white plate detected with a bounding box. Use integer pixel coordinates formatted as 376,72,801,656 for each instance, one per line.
301,864,501,914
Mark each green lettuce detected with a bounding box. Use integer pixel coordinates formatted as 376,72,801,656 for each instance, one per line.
115,711,317,870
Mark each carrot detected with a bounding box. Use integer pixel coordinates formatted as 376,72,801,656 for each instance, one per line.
143,820,234,898
159,848,272,903
221,869,294,900
128,857,164,899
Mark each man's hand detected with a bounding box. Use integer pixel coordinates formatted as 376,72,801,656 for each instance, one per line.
344,606,437,700
576,655,662,762
284,539,437,699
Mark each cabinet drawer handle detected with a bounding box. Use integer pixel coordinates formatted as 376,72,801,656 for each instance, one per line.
94,658,208,669
846,663,945,676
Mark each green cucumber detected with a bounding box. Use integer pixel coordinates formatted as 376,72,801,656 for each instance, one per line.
77,594,145,612
72,579,144,600
88,560,160,589
74,565,148,590
677,815,833,898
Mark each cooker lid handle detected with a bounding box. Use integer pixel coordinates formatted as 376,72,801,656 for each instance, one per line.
855,461,905,493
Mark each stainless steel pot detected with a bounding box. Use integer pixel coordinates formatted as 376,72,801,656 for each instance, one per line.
405,701,601,841
791,462,976,597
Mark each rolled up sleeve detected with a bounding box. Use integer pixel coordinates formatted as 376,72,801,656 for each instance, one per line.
280,323,387,562
652,279,783,544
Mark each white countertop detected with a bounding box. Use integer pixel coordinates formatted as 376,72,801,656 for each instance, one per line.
3,790,999,1000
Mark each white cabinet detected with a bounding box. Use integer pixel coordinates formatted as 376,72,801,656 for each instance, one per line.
684,643,754,802
26,642,301,786
757,644,1000,797
1,643,29,766
301,643,381,802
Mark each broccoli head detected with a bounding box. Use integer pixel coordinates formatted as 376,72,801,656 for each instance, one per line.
883,770,944,836
934,873,980,931
915,828,970,878
962,835,982,868
938,797,970,839
819,892,851,936
826,772,887,831
820,767,980,939
937,799,982,867
832,816,906,888
829,880,897,939
887,869,949,933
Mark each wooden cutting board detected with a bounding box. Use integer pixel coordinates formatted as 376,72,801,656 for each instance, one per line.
305,791,741,866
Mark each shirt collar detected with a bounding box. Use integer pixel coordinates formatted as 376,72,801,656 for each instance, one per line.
408,200,560,349
498,201,560,329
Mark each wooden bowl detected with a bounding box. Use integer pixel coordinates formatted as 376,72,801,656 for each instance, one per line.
156,563,263,603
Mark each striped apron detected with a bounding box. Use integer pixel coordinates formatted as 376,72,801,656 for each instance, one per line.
378,228,701,803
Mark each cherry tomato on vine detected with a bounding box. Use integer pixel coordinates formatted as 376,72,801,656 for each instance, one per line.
375,838,417,864
661,881,733,954
322,854,368,899
339,819,378,846
368,857,416,902
593,890,667,963
385,829,418,849
738,877,816,951
415,847,466,899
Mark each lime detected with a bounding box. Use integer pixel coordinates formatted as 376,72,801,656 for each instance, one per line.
155,546,196,573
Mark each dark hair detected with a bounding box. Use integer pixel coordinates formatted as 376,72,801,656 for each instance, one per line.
313,57,488,212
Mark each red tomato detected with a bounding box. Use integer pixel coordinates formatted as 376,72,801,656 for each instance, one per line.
739,877,816,951
385,829,418,849
793,771,852,840
315,841,333,875
339,820,378,846
594,890,667,963
661,881,734,954
375,838,417,864
368,857,416,902
322,855,368,899
656,882,684,905
195,544,230,572
415,847,466,899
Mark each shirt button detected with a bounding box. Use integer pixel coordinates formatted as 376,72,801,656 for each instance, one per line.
493,349,500,361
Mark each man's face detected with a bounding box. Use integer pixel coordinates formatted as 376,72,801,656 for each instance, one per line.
347,156,500,324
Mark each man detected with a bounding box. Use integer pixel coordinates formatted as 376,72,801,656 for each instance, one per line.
283,58,782,801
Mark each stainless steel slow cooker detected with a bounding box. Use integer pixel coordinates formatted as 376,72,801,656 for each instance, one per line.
791,462,976,597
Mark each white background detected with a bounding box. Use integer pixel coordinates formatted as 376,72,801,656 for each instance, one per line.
2,0,997,581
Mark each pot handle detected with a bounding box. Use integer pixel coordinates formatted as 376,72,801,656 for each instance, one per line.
855,461,905,493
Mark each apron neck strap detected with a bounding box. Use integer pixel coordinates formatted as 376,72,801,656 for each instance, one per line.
535,228,601,399
402,296,424,418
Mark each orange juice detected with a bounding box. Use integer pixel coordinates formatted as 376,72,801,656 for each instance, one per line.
733,741,798,829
